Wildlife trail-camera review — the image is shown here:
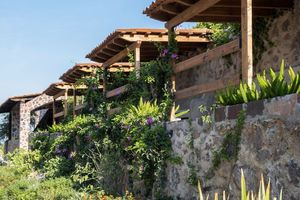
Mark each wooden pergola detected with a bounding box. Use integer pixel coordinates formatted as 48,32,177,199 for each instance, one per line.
86,28,211,92
60,62,134,84
44,82,101,122
144,0,294,85
86,28,212,115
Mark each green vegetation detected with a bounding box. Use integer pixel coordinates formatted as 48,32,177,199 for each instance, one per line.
0,114,9,141
217,60,300,106
198,170,282,200
212,111,246,169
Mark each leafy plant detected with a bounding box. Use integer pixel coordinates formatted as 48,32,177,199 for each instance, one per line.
212,111,246,169
198,169,283,200
217,60,300,106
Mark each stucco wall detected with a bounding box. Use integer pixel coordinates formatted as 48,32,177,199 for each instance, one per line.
161,94,300,200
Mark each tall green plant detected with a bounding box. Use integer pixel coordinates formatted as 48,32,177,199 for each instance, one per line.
198,169,283,200
217,60,300,106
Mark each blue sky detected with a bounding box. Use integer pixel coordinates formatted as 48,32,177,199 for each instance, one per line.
0,0,164,103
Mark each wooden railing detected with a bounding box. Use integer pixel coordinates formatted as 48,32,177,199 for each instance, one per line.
174,39,241,100
174,39,240,74
175,75,240,100
106,84,129,98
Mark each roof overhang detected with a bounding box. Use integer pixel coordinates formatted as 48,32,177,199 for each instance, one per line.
144,0,294,24
0,93,41,113
60,62,134,83
86,28,212,63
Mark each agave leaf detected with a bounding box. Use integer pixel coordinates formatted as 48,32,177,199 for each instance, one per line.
261,174,266,200
214,193,218,200
241,169,247,200
198,181,204,200
266,179,271,200
279,189,283,200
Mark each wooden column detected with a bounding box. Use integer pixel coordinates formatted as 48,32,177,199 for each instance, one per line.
103,68,108,97
169,27,177,121
64,89,69,117
241,0,253,86
73,87,77,117
52,98,56,125
135,43,141,79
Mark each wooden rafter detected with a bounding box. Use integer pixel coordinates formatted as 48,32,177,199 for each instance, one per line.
144,0,294,23
165,0,221,29
86,28,212,63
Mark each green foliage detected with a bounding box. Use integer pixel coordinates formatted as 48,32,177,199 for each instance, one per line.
212,111,246,169
198,169,282,200
195,22,240,46
0,114,9,141
217,60,300,106
187,164,198,186
6,149,41,175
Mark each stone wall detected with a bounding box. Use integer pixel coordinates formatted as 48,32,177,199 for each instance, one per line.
6,94,53,152
175,0,300,119
163,94,300,200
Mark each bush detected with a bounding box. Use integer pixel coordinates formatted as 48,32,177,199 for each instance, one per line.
217,60,300,106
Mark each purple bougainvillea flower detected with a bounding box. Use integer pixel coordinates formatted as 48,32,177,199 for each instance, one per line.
62,148,67,153
127,136,132,141
160,49,169,57
146,117,154,125
94,124,100,129
171,53,179,59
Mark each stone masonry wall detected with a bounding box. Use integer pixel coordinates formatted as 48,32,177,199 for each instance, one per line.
175,0,300,119
6,94,53,152
164,94,300,200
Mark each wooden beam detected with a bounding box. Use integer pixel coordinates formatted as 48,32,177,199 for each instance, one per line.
102,41,142,68
169,27,177,122
73,88,76,117
107,107,121,116
241,0,253,86
175,75,240,100
120,34,210,43
174,39,240,74
165,0,221,29
135,44,141,78
54,90,65,100
64,89,69,117
52,98,56,124
106,84,129,98
173,0,194,7
54,111,64,119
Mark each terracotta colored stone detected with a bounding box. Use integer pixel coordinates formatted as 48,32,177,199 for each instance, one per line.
215,106,226,122
227,104,243,120
246,100,264,117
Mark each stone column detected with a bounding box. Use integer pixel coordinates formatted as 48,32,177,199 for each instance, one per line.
19,101,31,150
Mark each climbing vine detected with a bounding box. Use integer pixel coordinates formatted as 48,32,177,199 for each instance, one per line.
212,111,246,169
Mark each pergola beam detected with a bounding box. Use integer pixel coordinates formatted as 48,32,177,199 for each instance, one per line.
241,0,253,86
165,0,221,29
102,41,142,68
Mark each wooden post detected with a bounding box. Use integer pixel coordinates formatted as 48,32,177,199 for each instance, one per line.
73,87,76,117
64,89,69,118
103,68,108,96
135,44,141,79
241,0,253,86
169,27,177,121
52,98,56,125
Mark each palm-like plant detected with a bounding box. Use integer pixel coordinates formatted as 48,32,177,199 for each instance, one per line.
198,169,283,200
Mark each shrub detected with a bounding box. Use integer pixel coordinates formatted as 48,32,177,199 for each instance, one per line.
217,60,300,106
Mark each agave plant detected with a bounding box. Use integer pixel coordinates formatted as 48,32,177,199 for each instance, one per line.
217,60,300,106
198,169,283,200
